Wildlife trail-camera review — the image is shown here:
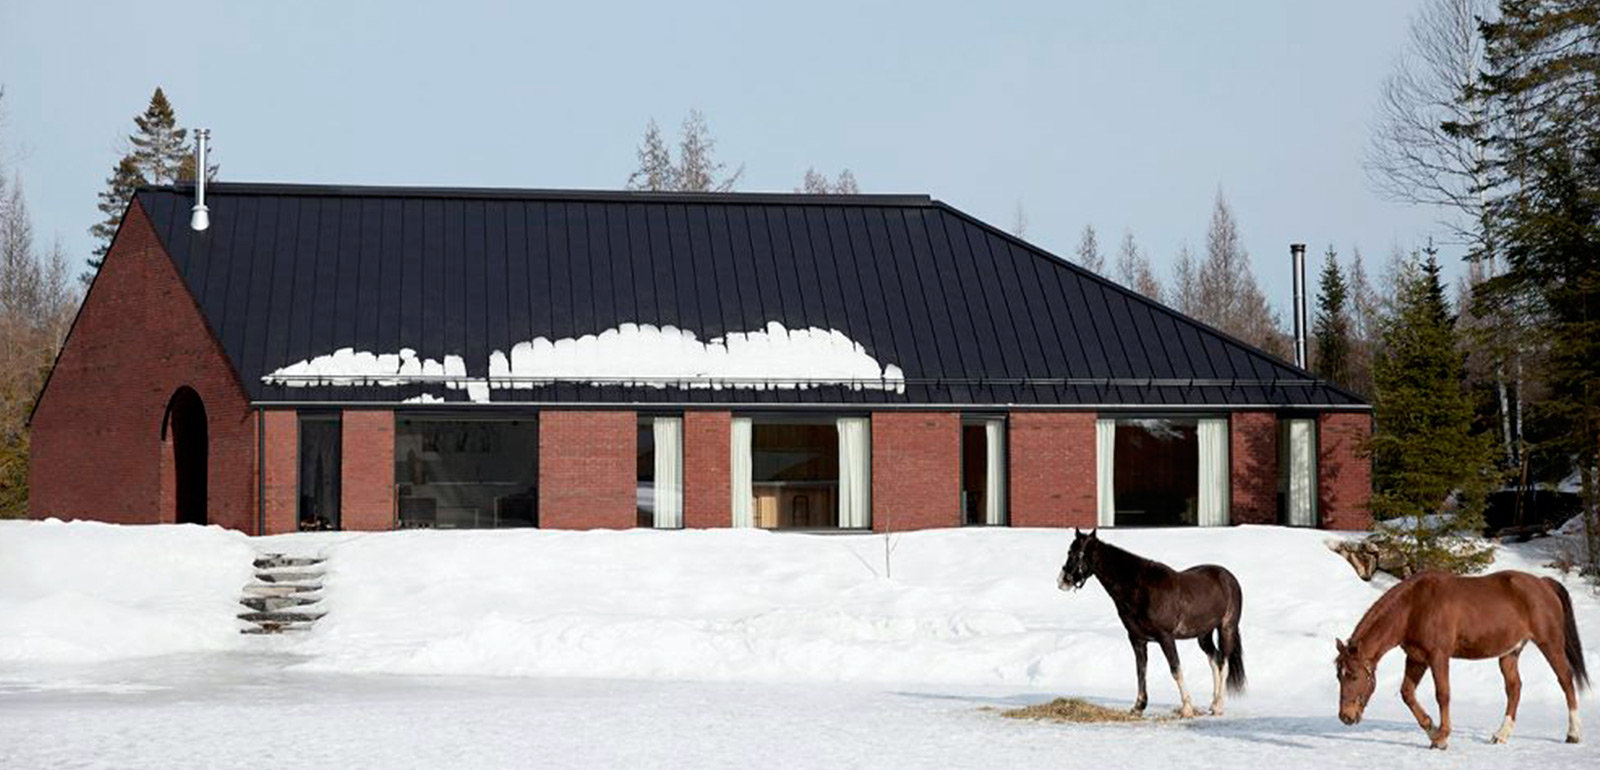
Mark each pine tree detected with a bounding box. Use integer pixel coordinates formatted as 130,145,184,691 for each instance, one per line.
1075,225,1104,274
1369,253,1499,574
627,119,677,192
84,156,142,283
1472,0,1600,571
128,88,189,185
1313,246,1353,387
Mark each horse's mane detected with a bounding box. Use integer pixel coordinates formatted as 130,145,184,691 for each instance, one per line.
1351,574,1420,648
1092,537,1170,577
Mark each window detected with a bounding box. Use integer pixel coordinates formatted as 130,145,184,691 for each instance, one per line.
394,416,539,529
638,416,683,528
1278,418,1318,527
298,412,341,531
1096,416,1229,527
732,416,870,529
962,417,1006,526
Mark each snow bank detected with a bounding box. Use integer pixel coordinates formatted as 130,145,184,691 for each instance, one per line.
0,520,254,663
261,322,906,403
290,526,1599,704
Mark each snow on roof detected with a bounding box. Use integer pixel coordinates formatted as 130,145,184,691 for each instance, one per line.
263,322,906,403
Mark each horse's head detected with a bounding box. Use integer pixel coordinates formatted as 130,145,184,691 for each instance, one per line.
1334,638,1376,725
1058,529,1098,592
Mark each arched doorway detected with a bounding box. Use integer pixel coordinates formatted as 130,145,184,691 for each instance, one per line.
164,387,209,525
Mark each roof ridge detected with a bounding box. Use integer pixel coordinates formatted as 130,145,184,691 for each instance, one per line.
138,183,934,208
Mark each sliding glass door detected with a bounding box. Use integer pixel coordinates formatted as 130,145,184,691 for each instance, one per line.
638,416,683,529
394,416,540,528
297,412,341,531
1279,418,1318,527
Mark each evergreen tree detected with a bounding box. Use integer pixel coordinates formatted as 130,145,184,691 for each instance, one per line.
1075,224,1104,274
1472,0,1600,570
1369,252,1499,574
84,156,142,283
1313,245,1353,387
627,119,677,192
128,88,189,185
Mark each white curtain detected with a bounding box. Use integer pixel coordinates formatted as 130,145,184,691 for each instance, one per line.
1287,419,1317,527
730,417,753,528
1095,419,1116,527
984,420,1007,526
652,417,683,529
1197,418,1230,527
837,417,872,529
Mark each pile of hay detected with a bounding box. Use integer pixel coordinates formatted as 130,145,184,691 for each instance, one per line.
998,698,1148,724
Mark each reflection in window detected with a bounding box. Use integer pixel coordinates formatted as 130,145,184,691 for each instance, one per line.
638,416,683,528
1096,417,1229,527
734,416,870,529
394,416,539,529
298,413,341,531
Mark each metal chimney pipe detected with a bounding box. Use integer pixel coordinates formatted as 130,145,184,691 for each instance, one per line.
1291,243,1308,369
190,129,210,232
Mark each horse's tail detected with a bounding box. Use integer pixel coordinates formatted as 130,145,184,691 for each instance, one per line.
1549,577,1589,692
1224,572,1247,694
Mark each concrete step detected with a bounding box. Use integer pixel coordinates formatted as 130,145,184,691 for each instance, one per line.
253,555,324,570
239,595,322,612
255,571,324,584
242,583,321,597
238,610,326,624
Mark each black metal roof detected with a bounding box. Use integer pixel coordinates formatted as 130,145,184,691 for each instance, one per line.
132,184,1365,409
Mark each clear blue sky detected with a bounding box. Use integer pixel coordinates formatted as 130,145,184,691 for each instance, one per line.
1,0,1449,307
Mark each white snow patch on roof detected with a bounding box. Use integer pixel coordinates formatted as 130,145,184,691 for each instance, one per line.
262,322,905,401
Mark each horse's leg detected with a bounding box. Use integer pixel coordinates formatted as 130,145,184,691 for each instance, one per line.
1158,637,1197,718
1197,631,1224,715
1491,648,1522,744
1399,655,1434,734
1129,636,1149,716
1427,655,1452,750
1534,637,1582,743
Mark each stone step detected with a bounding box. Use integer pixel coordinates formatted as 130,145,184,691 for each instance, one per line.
239,595,322,612
253,555,324,570
238,609,326,624
255,571,324,584
242,583,321,597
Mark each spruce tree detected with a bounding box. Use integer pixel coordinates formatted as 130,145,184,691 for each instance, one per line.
1313,246,1352,387
129,88,189,185
84,156,143,283
1369,253,1498,574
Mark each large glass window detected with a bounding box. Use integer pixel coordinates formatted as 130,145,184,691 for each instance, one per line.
1278,418,1318,526
298,413,341,531
638,416,683,528
734,416,870,529
394,416,539,529
1096,416,1229,527
962,417,1006,526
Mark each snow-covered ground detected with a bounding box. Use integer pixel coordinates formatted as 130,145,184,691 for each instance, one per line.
1,519,1597,768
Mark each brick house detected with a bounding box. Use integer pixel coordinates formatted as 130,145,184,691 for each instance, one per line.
30,184,1371,534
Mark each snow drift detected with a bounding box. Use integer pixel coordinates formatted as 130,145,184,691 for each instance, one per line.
0,520,254,663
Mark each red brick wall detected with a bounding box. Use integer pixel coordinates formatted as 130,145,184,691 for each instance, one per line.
340,410,394,531
683,411,731,528
261,410,298,534
1008,412,1096,529
1230,411,1278,526
29,201,258,532
871,412,960,532
540,410,636,529
1319,412,1373,530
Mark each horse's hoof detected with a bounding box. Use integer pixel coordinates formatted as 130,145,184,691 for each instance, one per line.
1177,706,1198,719
1488,735,1507,745
1567,735,1581,745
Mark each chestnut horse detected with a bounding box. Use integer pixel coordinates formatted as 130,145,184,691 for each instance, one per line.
1059,529,1246,718
1335,570,1588,749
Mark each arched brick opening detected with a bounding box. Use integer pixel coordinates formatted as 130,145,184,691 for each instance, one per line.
163,387,209,526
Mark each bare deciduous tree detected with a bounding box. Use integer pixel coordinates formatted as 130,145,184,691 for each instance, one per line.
1075,224,1104,275
1196,191,1288,359
1170,241,1200,316
1116,228,1162,302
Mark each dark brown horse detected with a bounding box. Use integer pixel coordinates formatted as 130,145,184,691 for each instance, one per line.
1059,529,1246,717
1335,569,1588,749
